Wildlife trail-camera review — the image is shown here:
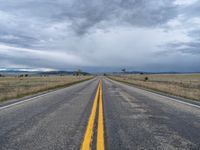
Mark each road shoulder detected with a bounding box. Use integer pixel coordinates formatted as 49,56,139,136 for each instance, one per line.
106,77,200,108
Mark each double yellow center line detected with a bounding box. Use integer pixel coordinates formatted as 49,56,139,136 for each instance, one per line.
81,80,105,150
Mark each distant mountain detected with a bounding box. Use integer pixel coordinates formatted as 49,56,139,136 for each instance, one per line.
0,70,36,75
0,68,90,76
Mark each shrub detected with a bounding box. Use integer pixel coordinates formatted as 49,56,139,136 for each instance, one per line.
144,76,148,81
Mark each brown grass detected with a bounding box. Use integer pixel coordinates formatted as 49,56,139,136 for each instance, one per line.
0,76,93,102
109,74,200,101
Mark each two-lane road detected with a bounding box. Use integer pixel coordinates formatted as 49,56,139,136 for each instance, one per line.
0,77,200,149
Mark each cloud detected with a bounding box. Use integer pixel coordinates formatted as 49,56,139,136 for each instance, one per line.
63,0,177,34
0,0,177,38
0,44,92,69
0,0,199,72
163,41,200,55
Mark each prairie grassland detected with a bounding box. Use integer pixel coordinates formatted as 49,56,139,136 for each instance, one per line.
0,76,92,102
109,74,200,101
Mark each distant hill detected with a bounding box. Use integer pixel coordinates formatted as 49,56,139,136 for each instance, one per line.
39,71,90,76
111,71,200,75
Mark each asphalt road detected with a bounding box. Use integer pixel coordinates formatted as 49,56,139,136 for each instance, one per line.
0,77,200,150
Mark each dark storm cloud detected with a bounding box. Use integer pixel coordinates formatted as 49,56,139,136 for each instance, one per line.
159,0,200,58
0,32,38,48
0,0,177,37
62,0,177,34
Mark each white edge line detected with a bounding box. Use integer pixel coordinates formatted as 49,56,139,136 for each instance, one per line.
108,78,200,109
0,91,58,111
150,92,200,109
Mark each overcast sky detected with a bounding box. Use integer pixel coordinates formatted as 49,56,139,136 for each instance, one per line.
0,0,200,72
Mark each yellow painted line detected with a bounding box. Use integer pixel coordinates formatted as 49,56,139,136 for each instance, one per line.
81,82,100,150
97,80,105,150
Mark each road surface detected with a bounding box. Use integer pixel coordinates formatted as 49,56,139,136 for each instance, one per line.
0,77,200,150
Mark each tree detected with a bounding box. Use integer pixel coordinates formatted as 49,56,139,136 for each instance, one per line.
19,74,24,77
76,69,82,76
121,68,126,74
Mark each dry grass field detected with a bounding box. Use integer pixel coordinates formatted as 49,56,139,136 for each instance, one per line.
109,74,200,101
0,76,93,102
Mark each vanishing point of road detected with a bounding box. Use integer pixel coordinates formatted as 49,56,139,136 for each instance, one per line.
0,77,200,150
